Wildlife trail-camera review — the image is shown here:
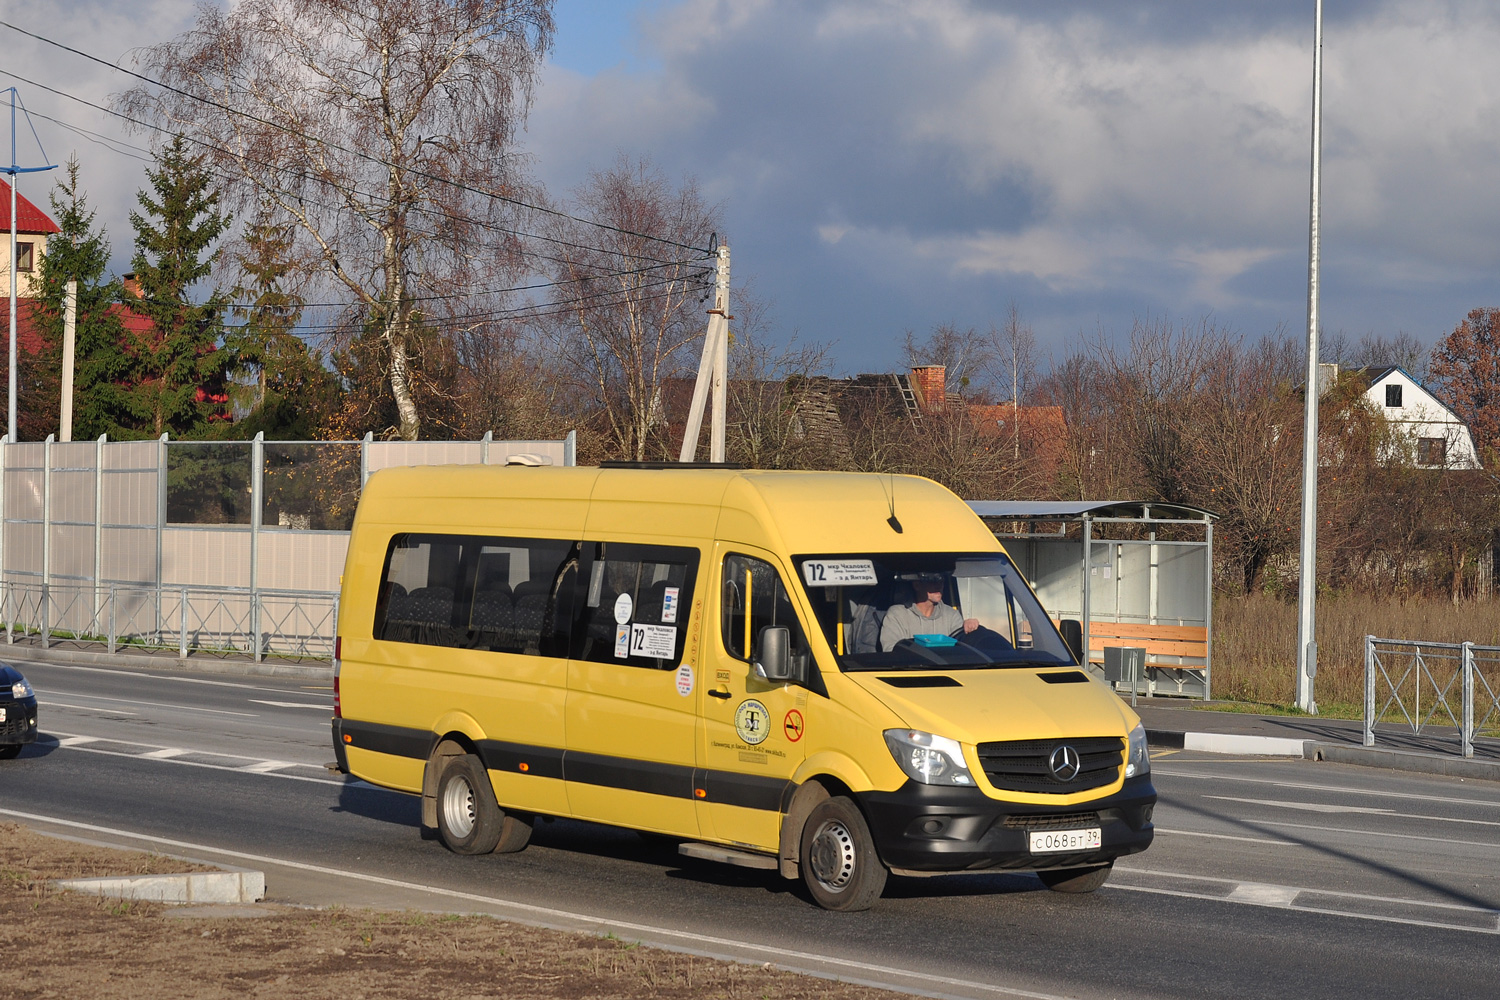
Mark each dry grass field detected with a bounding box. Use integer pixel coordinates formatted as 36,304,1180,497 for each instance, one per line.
1211,591,1500,716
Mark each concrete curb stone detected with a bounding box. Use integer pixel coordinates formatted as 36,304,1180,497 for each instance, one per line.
56,869,266,904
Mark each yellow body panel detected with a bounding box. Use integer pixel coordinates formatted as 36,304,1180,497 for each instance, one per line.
337,465,1139,853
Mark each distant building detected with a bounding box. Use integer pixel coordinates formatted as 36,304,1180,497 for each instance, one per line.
0,180,60,298
1340,365,1480,469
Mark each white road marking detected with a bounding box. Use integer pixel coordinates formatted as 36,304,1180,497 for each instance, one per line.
1118,865,1500,915
1257,819,1500,850
139,748,186,759
1155,766,1500,810
1206,796,1396,815
0,808,1076,1000
51,743,347,786
1155,827,1290,846
1206,795,1500,828
1227,883,1302,905
240,760,293,773
38,700,139,716
54,735,97,746
248,700,330,710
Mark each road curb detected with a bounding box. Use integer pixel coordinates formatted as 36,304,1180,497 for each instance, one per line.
55,869,266,904
1308,742,1500,782
1146,729,1305,757
0,643,331,681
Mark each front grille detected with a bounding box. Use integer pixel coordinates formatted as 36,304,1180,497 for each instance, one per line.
1,707,31,738
975,736,1123,793
1002,811,1102,830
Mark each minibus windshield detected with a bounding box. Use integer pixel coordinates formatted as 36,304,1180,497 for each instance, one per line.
794,553,1075,671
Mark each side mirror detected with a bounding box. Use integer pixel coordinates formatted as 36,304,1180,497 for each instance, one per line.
1059,619,1084,665
753,626,796,683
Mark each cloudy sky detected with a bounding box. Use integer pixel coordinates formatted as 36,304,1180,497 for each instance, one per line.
5,0,1500,375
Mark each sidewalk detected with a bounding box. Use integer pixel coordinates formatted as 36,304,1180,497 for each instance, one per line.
1134,698,1500,783
4,638,1498,783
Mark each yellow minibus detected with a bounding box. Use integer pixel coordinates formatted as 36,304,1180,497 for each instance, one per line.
332,464,1154,910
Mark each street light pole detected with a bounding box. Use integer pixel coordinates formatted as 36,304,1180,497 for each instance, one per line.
1295,0,1324,714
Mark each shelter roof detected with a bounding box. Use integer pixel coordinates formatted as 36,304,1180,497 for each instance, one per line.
966,500,1215,522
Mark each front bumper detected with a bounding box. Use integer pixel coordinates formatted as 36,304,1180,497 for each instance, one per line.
859,773,1155,872
0,697,38,745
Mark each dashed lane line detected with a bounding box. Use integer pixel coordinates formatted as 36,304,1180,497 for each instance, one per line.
248,700,331,710
38,731,346,786
1153,766,1500,809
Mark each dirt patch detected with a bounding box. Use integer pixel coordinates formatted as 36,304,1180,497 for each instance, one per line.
2,822,900,1000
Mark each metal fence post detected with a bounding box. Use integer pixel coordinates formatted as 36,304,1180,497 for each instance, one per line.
156,433,168,644
360,431,373,487
251,432,263,662
1203,518,1214,701
1462,641,1475,758
41,434,52,647
564,429,576,467
179,586,188,659
1363,635,1376,747
107,583,116,654
480,429,492,465
94,433,104,631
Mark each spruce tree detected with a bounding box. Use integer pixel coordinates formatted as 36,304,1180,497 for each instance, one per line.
124,134,234,437
227,201,338,438
34,157,128,440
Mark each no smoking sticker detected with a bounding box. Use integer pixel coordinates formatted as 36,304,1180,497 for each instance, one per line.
783,709,804,743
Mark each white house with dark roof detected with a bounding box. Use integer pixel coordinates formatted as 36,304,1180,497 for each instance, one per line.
1344,365,1480,469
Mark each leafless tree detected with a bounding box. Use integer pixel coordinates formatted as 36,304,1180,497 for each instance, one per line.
536,157,718,461
990,303,1037,460
902,323,998,399
117,0,555,440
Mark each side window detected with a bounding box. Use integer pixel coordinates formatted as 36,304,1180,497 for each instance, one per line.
722,554,811,672
374,533,575,656
572,541,699,670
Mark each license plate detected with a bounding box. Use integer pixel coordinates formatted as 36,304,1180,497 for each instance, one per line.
1029,828,1102,853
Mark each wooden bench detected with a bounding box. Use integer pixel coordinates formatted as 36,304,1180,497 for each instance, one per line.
1056,621,1209,698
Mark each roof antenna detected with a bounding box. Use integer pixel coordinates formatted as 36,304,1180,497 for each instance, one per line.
885,473,903,533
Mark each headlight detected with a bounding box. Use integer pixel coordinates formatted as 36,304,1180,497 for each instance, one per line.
1125,722,1150,778
884,729,974,786
11,678,31,699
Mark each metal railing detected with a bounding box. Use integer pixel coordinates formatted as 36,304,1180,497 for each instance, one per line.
0,579,337,661
1364,635,1500,757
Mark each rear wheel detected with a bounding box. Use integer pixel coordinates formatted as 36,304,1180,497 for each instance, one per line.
435,754,531,855
1037,861,1113,893
799,796,887,911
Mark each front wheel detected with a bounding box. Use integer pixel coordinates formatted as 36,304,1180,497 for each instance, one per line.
435,754,532,855
1037,861,1113,893
0,745,20,760
800,796,887,911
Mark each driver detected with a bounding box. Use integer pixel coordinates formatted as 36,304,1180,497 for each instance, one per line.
880,574,979,651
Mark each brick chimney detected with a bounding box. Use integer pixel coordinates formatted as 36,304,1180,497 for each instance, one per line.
909,365,946,412
122,273,142,299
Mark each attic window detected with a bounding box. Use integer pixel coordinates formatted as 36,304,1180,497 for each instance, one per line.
1418,437,1446,467
1385,384,1402,408
14,241,32,273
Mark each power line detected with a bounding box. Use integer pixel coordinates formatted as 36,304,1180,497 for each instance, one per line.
0,18,713,256
6,71,702,270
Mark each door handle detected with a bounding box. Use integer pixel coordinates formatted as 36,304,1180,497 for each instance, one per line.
708,688,732,700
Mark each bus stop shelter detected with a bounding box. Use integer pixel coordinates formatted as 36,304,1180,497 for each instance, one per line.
966,500,1216,699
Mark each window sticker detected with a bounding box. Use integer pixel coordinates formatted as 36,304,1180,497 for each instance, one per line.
801,559,878,587
614,592,633,624
614,626,630,658
662,586,680,623
675,663,694,696
630,623,676,659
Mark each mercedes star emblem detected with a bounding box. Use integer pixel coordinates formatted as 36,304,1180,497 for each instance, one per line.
1048,744,1082,782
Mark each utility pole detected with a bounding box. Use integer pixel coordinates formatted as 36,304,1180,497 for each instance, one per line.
1295,0,1324,715
679,242,731,462
60,278,75,442
4,87,57,443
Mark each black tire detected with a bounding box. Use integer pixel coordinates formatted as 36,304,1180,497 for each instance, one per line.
1037,861,1113,893
435,753,532,855
799,796,887,911
0,745,20,760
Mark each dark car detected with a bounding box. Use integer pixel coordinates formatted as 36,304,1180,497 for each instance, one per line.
0,663,37,759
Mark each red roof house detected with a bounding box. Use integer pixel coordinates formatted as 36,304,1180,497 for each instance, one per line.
1,180,60,298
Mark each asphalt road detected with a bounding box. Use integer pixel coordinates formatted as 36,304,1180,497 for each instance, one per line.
3,657,1497,1000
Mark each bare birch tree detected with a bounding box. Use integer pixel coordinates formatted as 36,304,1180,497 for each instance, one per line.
117,0,554,440
992,303,1036,460
537,157,718,461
